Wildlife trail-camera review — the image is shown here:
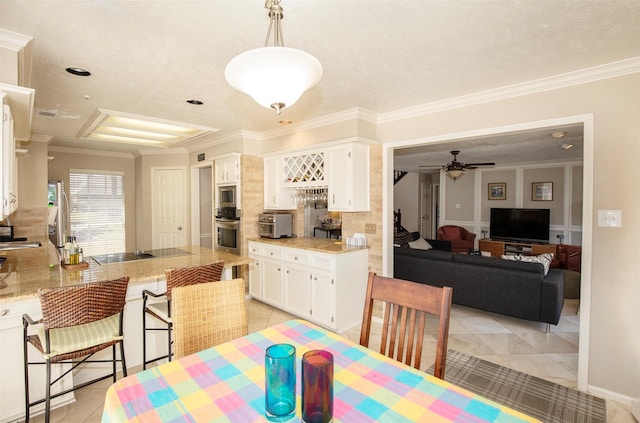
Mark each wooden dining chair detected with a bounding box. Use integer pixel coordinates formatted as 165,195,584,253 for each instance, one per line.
142,261,224,369
22,276,130,423
359,272,453,379
171,278,248,359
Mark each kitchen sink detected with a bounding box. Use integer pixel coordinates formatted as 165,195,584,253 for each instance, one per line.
91,248,191,265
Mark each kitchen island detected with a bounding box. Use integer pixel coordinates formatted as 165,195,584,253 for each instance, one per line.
0,236,251,304
0,237,252,423
247,237,369,333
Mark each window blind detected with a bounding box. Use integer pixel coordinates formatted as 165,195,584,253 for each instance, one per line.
68,170,125,257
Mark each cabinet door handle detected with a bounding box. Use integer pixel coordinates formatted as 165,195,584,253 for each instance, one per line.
0,309,7,316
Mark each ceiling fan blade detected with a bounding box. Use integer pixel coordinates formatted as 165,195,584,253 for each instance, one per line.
465,162,495,167
418,165,442,168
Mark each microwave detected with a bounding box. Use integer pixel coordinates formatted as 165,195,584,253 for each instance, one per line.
218,185,237,208
258,213,294,239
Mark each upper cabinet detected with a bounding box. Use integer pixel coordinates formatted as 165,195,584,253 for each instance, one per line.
282,150,325,188
214,153,241,185
1,97,22,218
263,140,371,212
326,142,369,212
264,157,296,210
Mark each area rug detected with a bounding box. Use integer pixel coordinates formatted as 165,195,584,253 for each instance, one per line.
428,350,606,423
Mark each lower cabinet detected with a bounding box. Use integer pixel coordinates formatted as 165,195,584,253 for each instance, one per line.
0,298,74,423
248,240,369,332
0,279,166,422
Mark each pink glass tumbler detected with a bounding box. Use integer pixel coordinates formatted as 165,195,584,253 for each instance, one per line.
302,350,334,423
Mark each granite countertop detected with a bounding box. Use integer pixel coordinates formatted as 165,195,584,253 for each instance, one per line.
247,236,369,254
0,237,252,304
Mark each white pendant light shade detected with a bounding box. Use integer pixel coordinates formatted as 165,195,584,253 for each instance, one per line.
225,46,322,113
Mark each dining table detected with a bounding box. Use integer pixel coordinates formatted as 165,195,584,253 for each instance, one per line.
102,319,539,422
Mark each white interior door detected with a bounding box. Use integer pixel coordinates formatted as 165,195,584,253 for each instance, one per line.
152,167,186,249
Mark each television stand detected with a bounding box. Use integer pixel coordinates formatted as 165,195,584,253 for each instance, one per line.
479,239,556,257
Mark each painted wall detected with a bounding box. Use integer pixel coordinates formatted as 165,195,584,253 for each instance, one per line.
393,172,420,232
47,149,137,252
379,73,640,404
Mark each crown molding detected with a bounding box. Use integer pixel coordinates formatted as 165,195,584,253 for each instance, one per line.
48,145,135,159
30,133,52,143
139,147,189,156
0,29,33,50
184,130,261,152
261,107,378,141
378,56,640,124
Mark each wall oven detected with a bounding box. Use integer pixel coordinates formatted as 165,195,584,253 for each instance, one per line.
215,218,240,255
215,206,240,255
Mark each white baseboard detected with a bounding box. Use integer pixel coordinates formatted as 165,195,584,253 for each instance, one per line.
631,398,640,421
588,384,637,409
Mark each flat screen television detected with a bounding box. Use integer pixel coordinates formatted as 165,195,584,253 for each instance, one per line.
489,208,550,244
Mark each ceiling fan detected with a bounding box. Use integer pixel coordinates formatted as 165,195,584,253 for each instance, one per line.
419,150,495,180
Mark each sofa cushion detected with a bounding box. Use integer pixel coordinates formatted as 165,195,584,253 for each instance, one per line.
442,226,461,240
453,253,544,274
408,237,432,250
501,253,554,275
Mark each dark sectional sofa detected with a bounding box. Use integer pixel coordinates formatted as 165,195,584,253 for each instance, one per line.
394,245,565,328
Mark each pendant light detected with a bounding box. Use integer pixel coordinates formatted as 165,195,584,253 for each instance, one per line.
225,0,323,114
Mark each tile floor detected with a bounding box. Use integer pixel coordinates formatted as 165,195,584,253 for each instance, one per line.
28,299,635,423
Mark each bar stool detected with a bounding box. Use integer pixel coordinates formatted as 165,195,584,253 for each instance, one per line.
142,261,224,369
22,276,130,423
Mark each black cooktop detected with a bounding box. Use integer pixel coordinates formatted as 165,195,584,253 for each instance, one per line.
91,248,191,265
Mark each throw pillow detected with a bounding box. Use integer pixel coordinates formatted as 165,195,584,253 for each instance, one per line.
408,237,432,250
442,226,461,240
394,231,414,246
501,253,554,275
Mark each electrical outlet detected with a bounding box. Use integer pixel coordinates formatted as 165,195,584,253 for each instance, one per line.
365,223,376,234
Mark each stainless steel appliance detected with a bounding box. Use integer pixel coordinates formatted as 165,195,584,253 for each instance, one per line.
258,212,294,239
218,185,237,209
215,207,240,255
47,180,69,249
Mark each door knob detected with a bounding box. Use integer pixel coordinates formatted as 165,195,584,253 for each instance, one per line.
178,226,183,230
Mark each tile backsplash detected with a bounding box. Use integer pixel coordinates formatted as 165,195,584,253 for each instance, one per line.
0,207,48,238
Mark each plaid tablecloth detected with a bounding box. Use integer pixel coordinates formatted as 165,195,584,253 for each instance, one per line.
102,319,539,422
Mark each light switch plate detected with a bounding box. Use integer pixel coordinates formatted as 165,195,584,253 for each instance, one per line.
365,223,376,234
598,209,622,227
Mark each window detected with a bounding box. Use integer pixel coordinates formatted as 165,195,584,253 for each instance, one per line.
69,170,125,256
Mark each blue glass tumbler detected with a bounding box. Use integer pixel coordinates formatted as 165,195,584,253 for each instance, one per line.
265,343,296,422
302,350,334,423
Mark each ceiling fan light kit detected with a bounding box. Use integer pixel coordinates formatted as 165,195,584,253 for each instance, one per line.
420,150,495,181
225,0,323,115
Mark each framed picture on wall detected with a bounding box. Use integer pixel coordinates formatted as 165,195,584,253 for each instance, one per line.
532,182,553,201
488,182,506,200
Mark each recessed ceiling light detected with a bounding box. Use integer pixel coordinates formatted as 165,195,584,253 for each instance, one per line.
66,67,91,76
551,131,566,139
186,99,203,105
77,109,219,148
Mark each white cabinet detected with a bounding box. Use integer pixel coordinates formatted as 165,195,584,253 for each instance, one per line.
214,153,240,185
263,140,370,212
248,243,262,299
264,156,295,210
327,142,369,212
2,103,17,218
309,271,334,328
0,298,74,422
248,240,369,332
